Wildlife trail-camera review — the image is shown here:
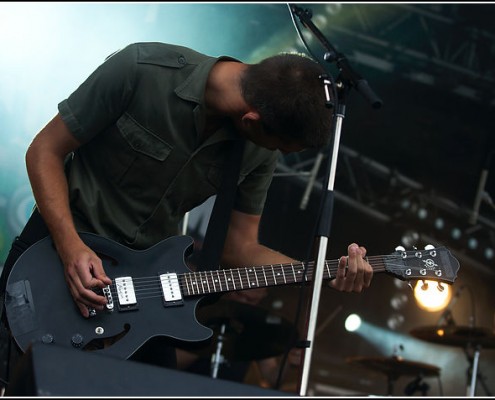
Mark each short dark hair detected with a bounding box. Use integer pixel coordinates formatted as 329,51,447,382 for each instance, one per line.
240,53,334,148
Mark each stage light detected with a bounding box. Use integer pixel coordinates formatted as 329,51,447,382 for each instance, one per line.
413,280,452,312
400,198,412,210
387,313,405,330
417,207,428,220
401,230,419,247
467,237,478,250
344,314,361,332
451,227,462,240
484,247,494,260
324,3,343,15
434,217,444,230
390,293,408,310
313,14,328,28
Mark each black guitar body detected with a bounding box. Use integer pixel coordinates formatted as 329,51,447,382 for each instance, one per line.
5,233,212,359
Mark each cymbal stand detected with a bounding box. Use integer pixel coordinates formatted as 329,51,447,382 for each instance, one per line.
404,374,430,396
465,343,492,396
466,343,480,396
386,374,397,396
210,323,227,379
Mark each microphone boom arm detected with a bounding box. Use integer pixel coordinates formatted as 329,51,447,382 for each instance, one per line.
289,4,383,109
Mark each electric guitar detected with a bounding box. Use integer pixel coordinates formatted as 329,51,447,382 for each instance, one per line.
4,232,460,359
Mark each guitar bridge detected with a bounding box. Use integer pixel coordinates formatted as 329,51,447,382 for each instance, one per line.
159,273,183,307
103,285,114,311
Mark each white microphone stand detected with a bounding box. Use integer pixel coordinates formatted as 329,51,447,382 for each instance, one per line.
288,4,382,395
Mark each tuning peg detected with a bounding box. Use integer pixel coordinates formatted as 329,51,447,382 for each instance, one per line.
420,280,429,291
424,244,435,250
437,282,444,292
395,245,406,252
407,282,413,291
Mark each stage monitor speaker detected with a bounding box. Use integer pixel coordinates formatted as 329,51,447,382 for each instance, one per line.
6,342,293,397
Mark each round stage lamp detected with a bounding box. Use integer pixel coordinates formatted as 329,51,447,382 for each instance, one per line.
345,314,361,332
413,280,452,312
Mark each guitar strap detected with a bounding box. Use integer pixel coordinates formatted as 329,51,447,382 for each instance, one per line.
195,139,246,272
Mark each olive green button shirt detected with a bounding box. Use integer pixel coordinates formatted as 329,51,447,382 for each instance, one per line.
58,42,279,250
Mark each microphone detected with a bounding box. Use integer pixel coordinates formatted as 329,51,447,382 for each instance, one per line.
289,3,312,29
437,285,465,327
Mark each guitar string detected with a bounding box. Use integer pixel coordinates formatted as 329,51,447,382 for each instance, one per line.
105,256,389,291
99,255,426,301
101,261,386,300
104,263,422,299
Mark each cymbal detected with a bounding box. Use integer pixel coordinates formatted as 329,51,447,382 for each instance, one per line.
410,325,495,349
185,299,298,361
346,356,440,379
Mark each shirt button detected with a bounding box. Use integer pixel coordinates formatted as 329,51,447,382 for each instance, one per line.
178,56,186,65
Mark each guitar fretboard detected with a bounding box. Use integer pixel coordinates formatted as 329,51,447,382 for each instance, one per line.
179,262,337,296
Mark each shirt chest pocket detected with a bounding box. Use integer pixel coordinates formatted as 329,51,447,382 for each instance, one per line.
114,113,174,198
117,113,171,160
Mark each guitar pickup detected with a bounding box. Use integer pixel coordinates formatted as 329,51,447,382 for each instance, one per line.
159,273,183,307
115,277,138,311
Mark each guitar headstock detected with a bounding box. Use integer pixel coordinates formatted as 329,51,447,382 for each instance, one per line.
383,245,460,285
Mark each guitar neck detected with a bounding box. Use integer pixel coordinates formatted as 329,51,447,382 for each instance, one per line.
179,258,387,297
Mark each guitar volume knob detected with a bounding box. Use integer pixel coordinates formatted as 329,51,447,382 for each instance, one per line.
71,333,84,348
41,334,54,344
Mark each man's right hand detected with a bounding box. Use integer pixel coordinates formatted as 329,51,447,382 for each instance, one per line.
59,241,113,318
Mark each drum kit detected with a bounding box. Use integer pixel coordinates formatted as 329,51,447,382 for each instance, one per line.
346,354,440,396
184,298,298,379
347,325,495,396
186,298,495,396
